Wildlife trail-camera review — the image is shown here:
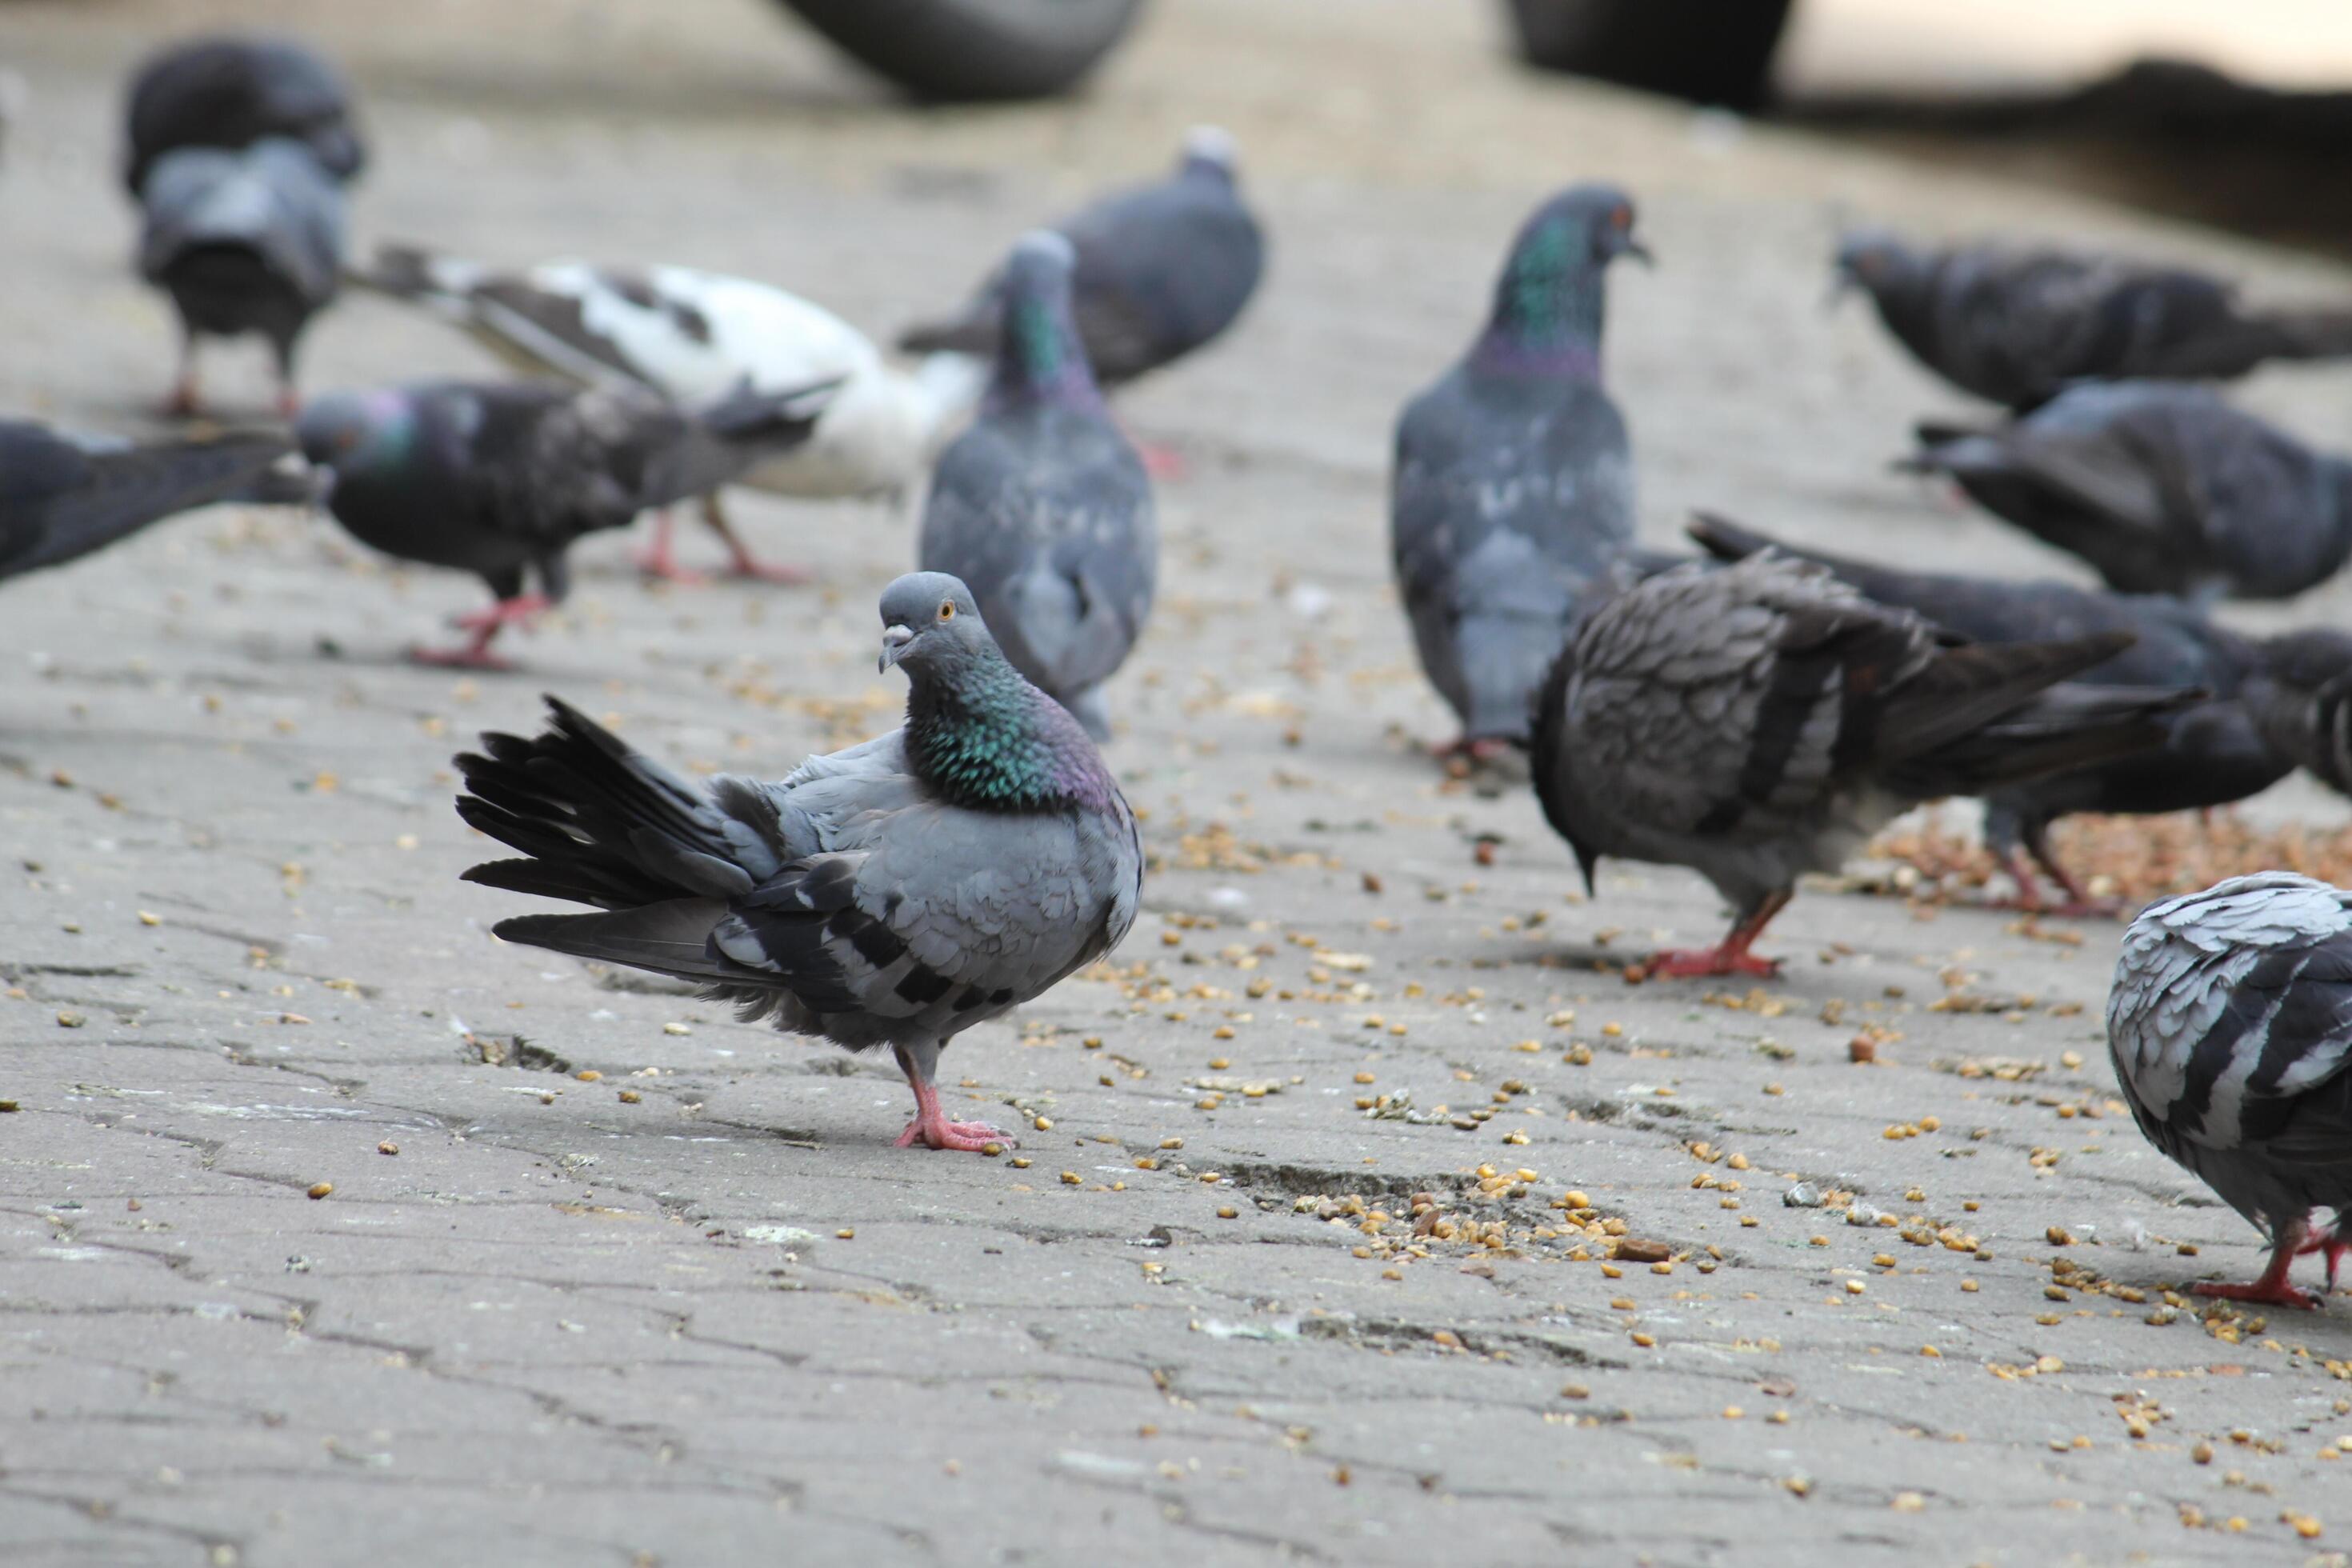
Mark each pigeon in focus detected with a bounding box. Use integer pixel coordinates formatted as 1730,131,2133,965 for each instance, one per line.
454,572,1142,1153
1834,230,2352,412
123,34,365,195
137,137,346,418
918,232,1154,742
1687,513,2282,914
348,244,987,581
1905,383,2352,602
298,378,830,666
2243,628,2352,801
898,127,1263,425
2107,872,2352,1307
1392,182,1646,760
2,418,303,582
1530,551,2194,977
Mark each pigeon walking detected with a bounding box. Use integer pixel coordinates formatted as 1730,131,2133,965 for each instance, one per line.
2243,629,2352,801
918,233,1154,742
297,378,830,667
348,244,986,581
454,573,1142,1153
124,34,366,195
2107,872,2352,1307
1530,551,2193,977
1906,383,2352,602
1835,230,2352,411
2,418,302,582
1392,183,1647,759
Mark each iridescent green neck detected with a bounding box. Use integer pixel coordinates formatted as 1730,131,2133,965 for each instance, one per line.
1481,218,1606,374
989,294,1102,413
906,663,1107,812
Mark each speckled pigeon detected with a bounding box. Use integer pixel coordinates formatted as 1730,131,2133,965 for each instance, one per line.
1392,183,1646,759
2,418,302,582
298,377,830,666
123,34,366,195
2244,629,2352,801
454,572,1142,1153
918,232,1154,742
1905,382,2352,602
2107,872,2352,1307
1835,230,2352,411
1687,513,2285,916
1530,550,2194,977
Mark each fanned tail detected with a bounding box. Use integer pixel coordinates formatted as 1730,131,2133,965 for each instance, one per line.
5,431,299,578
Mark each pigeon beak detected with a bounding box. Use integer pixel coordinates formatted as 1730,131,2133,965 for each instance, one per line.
878,624,914,674
1823,270,1856,313
1571,842,1599,899
1622,235,1655,268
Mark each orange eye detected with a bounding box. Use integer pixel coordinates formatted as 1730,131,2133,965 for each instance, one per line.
1611,205,1631,231
938,601,956,621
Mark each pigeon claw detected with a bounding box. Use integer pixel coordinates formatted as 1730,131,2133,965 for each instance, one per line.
2191,1278,2322,1310
895,1117,1015,1154
1644,946,1782,980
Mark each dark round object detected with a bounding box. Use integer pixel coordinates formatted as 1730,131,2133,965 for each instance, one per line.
124,34,366,194
1506,0,1794,111
776,0,1146,102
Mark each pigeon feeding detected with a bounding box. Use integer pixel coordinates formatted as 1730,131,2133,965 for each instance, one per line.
1392,182,1646,759
454,572,1142,1154
1687,514,2281,916
349,244,986,582
297,378,830,667
2107,872,2352,1308
1530,551,2194,977
2,418,302,582
918,233,1155,742
1906,383,2352,602
123,34,366,195
1835,230,2352,412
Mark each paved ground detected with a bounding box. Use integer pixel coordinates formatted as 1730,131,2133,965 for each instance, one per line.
6,2,2352,1564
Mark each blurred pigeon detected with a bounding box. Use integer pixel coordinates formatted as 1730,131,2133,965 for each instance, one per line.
1835,230,2352,411
1689,513,2278,914
2107,872,2352,1307
1530,551,2193,977
454,572,1142,1153
2243,629,2352,800
1392,183,1646,759
898,127,1264,396
2,418,302,582
349,243,986,581
918,233,1154,741
138,137,345,418
1906,382,2352,602
298,378,830,666
124,34,366,195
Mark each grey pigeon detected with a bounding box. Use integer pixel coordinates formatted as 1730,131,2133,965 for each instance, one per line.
2107,872,2352,1307
298,378,830,667
2243,629,2352,801
1906,382,2352,602
898,126,1264,392
918,232,1154,741
2,418,302,582
1836,230,2352,411
138,136,346,418
454,572,1142,1153
1530,551,2194,978
1688,514,2282,915
124,34,366,195
1392,183,1647,758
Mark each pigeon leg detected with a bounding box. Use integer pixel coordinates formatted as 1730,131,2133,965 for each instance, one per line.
890,1044,1013,1154
271,339,300,422
408,594,552,670
2292,1229,2348,1293
163,334,202,419
1430,735,1514,765
634,510,707,585
1646,891,1791,979
1990,832,2117,918
2191,1218,2322,1310
1136,441,1186,482
698,492,811,585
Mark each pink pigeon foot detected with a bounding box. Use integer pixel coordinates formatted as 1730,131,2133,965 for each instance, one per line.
894,1070,1013,1154
1138,441,1186,481
1641,891,1791,980
2191,1228,2322,1309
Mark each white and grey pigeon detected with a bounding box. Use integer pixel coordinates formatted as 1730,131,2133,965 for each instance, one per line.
1530,551,2193,978
454,571,1143,1154
918,231,1155,742
2107,872,2352,1308
348,243,986,582
1392,182,1647,759
1906,382,2352,602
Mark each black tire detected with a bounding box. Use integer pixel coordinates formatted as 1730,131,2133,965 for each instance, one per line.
1506,0,1794,111
777,0,1146,102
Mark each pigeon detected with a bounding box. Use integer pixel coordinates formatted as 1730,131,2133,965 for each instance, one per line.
123,34,366,196
1530,550,2194,977
137,137,345,418
348,244,987,581
297,378,830,666
1834,230,2352,411
918,232,1154,742
453,572,1142,1153
898,126,1265,392
1392,182,1646,759
2106,872,2352,1308
2243,629,2352,800
1905,382,2352,602
1687,514,2282,914
2,418,302,582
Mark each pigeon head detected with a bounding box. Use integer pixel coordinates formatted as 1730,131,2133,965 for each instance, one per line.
1832,230,1924,305
878,571,1002,679
1482,182,1646,367
987,231,1101,412
294,386,412,473
1180,125,1239,182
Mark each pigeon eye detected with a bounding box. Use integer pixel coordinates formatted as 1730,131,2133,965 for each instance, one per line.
938,601,956,621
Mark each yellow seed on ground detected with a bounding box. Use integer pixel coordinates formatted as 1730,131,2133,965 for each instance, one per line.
1010,1158,1032,1170
137,910,160,926
1212,1026,1235,1040
1217,1206,1238,1219
378,1141,399,1156
1060,1171,1082,1186
1630,1332,1655,1347
576,1070,602,1082
618,1090,641,1104
306,1182,332,1200
836,1228,854,1239
1207,1057,1230,1070
1723,1406,1743,1419
1846,1280,1866,1294
1033,1116,1054,1131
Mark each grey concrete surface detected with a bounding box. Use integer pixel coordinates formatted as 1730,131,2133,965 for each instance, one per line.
4,2,2352,1564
